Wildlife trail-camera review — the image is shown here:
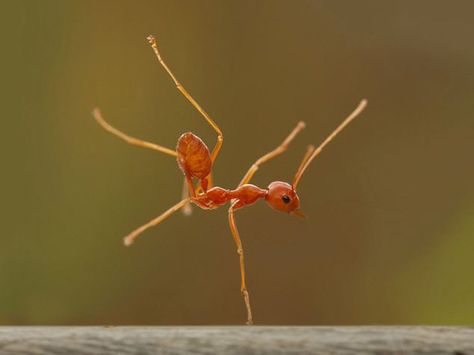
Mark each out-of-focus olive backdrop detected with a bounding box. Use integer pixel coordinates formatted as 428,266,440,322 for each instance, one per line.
1,1,473,325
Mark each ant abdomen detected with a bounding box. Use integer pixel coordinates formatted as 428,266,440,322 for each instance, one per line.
176,132,212,179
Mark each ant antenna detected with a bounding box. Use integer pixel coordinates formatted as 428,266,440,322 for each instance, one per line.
293,144,315,187
292,99,368,189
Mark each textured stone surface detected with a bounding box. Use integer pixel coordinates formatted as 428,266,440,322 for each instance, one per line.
0,326,473,355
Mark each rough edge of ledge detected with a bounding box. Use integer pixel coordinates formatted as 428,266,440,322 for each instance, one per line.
0,326,473,355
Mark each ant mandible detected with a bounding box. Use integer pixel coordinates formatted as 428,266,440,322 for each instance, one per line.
93,35,367,325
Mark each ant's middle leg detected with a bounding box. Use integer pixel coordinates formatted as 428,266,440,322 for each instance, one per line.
181,177,193,216
180,172,214,215
147,35,224,163
238,121,306,186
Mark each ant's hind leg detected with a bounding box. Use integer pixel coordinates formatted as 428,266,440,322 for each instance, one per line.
238,121,306,186
191,173,213,200
205,173,214,190
93,108,177,157
147,35,223,163
123,198,190,246
181,178,193,216
228,202,254,325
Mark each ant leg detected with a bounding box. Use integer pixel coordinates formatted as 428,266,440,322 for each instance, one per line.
182,172,215,215
184,175,197,198
93,108,177,157
206,173,214,189
239,121,306,186
147,35,223,163
181,178,193,216
123,198,190,246
194,173,213,196
228,201,254,325
182,172,214,214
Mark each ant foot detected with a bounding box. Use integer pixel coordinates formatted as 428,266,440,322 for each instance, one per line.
147,35,157,45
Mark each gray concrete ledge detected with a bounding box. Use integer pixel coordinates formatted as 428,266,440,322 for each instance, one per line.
0,326,473,355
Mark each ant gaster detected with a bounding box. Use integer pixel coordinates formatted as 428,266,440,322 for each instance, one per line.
93,35,367,325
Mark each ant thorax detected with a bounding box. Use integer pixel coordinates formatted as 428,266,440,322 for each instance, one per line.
192,184,267,210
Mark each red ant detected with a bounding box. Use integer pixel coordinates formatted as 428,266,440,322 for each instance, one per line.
93,35,367,325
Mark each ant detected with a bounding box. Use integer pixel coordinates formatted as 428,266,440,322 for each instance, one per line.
93,35,367,325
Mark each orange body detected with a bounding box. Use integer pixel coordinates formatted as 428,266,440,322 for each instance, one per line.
177,132,270,210
93,34,367,325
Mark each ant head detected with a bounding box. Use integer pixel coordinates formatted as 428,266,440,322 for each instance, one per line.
265,100,368,219
265,181,304,217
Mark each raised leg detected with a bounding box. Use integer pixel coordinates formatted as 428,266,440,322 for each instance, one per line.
93,108,177,157
123,198,190,246
147,35,223,162
239,121,306,187
228,201,254,325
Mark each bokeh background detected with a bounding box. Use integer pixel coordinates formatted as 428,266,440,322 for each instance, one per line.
1,1,473,325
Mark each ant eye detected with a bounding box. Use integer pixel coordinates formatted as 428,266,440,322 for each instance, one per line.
281,195,291,204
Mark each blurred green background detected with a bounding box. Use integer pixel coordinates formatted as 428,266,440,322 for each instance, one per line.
1,0,473,325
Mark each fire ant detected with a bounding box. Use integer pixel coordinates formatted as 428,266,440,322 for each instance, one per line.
93,35,367,325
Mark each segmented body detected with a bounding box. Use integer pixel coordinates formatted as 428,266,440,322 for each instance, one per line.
176,132,269,210
192,184,268,210
93,34,367,326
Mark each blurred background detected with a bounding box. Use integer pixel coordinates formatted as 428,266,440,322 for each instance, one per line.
1,0,473,325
